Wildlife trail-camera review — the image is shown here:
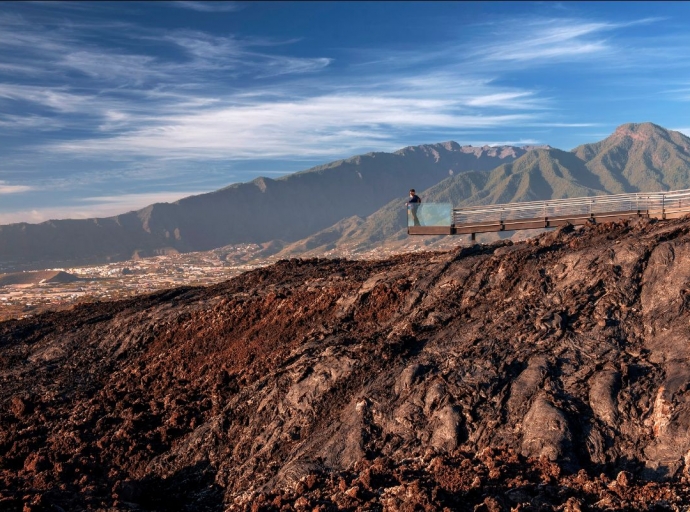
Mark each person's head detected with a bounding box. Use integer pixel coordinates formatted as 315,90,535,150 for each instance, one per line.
409,189,416,196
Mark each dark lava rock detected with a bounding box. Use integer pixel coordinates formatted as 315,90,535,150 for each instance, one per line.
3,217,690,510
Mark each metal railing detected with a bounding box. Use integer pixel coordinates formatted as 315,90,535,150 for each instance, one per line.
408,188,690,236
452,188,690,227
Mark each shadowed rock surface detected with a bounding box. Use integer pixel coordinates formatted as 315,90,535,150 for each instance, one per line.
4,217,690,510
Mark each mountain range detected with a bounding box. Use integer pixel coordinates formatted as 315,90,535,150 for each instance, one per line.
2,122,690,272
0,144,534,272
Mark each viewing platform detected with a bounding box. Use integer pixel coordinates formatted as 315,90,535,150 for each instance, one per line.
407,189,690,239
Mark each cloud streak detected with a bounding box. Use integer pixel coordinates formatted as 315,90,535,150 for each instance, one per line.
0,191,208,225
173,1,243,13
474,17,663,65
0,181,33,195
51,91,544,159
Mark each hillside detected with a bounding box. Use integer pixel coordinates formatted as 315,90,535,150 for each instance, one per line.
573,122,690,193
0,143,530,273
0,270,80,287
3,216,690,510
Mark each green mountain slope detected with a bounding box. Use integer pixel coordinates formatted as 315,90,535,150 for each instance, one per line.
573,122,690,193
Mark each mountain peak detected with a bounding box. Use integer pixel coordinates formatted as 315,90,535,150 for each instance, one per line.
612,122,669,141
605,122,690,150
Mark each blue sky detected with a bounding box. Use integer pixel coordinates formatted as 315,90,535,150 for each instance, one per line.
1,1,690,224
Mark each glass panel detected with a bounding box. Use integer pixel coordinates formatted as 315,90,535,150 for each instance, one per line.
407,203,451,227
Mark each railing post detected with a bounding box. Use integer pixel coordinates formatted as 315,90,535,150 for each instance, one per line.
662,194,666,220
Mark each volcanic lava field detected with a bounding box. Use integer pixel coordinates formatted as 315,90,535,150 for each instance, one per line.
3,217,690,510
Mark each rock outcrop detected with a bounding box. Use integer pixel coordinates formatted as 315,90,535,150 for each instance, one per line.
4,217,690,510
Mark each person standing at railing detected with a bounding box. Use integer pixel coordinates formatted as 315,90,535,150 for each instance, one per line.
407,189,422,226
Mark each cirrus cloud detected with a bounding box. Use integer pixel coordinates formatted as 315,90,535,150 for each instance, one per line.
0,181,33,195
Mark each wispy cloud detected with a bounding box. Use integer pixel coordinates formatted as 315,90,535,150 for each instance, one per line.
466,92,540,108
524,122,600,128
477,20,614,63
51,91,542,159
0,191,207,225
0,14,331,88
163,31,332,77
0,181,33,195
474,17,663,64
0,114,63,130
666,87,690,102
173,1,243,13
0,84,95,113
78,191,207,208
60,51,163,85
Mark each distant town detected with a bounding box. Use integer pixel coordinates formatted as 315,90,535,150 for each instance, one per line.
0,244,272,322
0,240,448,322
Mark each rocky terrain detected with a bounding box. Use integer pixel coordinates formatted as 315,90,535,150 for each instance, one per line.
4,216,690,510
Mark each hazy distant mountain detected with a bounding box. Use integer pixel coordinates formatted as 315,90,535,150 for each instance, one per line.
273,123,690,259
0,143,531,272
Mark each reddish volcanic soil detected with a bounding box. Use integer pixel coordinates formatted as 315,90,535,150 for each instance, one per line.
4,217,690,510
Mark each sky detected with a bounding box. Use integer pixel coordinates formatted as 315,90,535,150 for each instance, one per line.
1,1,690,225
